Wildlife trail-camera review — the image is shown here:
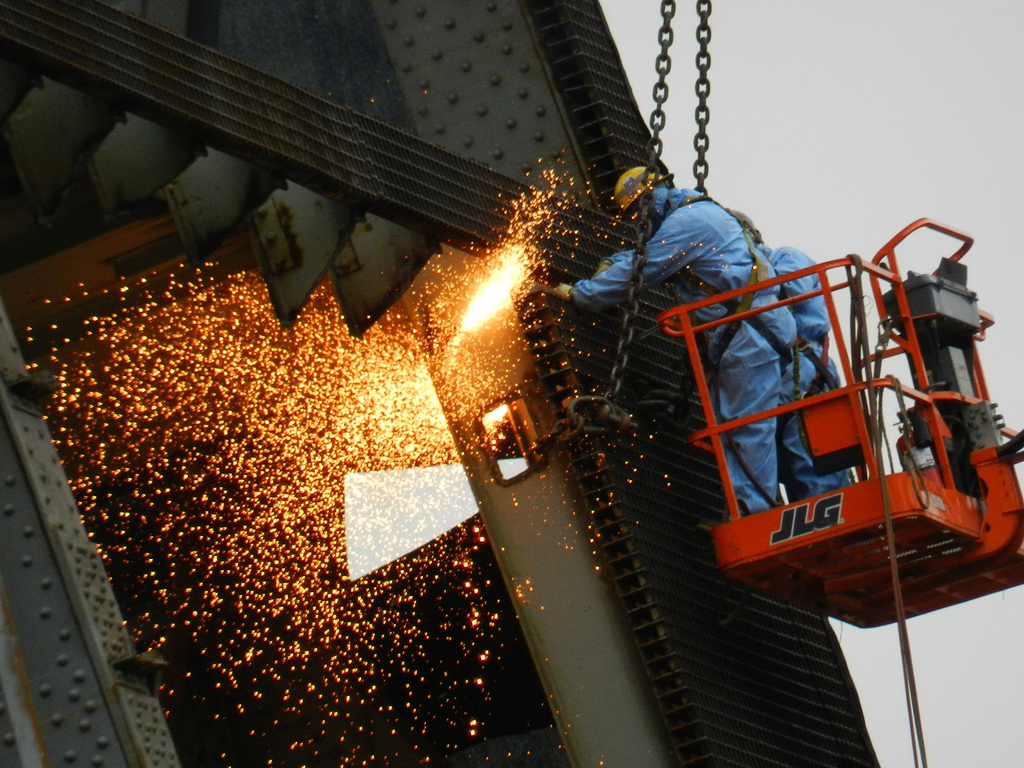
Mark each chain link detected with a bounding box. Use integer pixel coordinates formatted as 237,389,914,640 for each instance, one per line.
693,0,712,194
605,0,677,400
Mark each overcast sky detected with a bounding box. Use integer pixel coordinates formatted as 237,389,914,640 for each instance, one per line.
599,2,1024,766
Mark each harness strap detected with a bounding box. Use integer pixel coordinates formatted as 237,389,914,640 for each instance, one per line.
678,246,773,356
670,195,793,361
796,338,840,391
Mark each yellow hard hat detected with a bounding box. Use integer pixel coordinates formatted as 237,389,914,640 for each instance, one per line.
613,166,652,210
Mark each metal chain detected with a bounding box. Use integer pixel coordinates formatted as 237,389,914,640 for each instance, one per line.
605,0,677,400
693,0,712,193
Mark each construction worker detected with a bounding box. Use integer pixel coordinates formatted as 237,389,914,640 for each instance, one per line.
553,168,796,516
755,239,849,501
725,209,848,500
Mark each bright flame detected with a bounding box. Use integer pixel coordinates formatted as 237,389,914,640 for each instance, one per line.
482,403,511,433
460,248,529,332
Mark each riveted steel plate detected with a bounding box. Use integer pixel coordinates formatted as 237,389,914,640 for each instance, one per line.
0,298,181,768
368,0,578,180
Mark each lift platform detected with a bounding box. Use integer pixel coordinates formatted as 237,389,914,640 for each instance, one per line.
658,219,1024,627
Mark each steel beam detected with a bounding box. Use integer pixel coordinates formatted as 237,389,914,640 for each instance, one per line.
0,296,180,768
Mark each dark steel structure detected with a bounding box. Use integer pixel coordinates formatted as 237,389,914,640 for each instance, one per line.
0,1,878,765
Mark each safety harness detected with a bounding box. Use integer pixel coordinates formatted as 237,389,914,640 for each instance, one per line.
670,195,839,391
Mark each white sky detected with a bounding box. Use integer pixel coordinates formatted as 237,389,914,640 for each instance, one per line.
599,2,1024,766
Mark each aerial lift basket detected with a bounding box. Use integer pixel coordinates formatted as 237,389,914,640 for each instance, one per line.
657,219,1024,627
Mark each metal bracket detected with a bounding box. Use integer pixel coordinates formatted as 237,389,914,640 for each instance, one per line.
249,182,358,326
161,147,278,265
329,214,439,336
88,114,196,216
2,77,118,218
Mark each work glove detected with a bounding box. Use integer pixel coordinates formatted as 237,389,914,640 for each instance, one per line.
552,283,574,301
592,259,614,278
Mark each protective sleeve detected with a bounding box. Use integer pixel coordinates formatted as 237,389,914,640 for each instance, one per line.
570,226,691,312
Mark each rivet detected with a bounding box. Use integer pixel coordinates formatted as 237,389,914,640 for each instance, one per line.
463,136,474,148
443,18,456,30
431,50,443,61
490,74,502,85
91,757,103,767
63,750,76,763
519,62,530,73
486,2,496,10
3,476,15,486
2,503,13,515
518,88,529,99
502,20,513,31
96,736,109,749
417,105,429,116
403,36,414,47
59,629,71,641
435,124,446,134
460,61,472,73
536,105,546,116
57,654,70,667
534,132,545,142
2,733,14,746
506,118,517,129
476,104,488,116
38,684,52,698
492,147,504,159
40,578,52,589
40,606,51,619
20,556,31,567
78,718,91,732
419,79,430,89
51,713,64,726
414,6,426,17
73,670,86,683
447,93,458,104
502,44,513,55
69,689,81,703
475,31,486,42
385,19,397,30
83,699,95,712
401,63,413,73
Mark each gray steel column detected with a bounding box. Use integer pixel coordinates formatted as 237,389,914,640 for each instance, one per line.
0,296,181,768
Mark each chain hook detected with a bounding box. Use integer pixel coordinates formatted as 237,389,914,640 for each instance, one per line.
560,396,636,441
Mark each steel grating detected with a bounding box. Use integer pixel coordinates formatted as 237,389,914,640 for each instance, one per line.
522,0,654,194
0,0,879,765
520,283,879,767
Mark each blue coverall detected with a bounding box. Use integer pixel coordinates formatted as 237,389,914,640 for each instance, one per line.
572,188,796,515
762,246,849,501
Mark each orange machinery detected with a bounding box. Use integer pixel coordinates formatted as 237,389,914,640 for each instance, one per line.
657,219,1024,627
